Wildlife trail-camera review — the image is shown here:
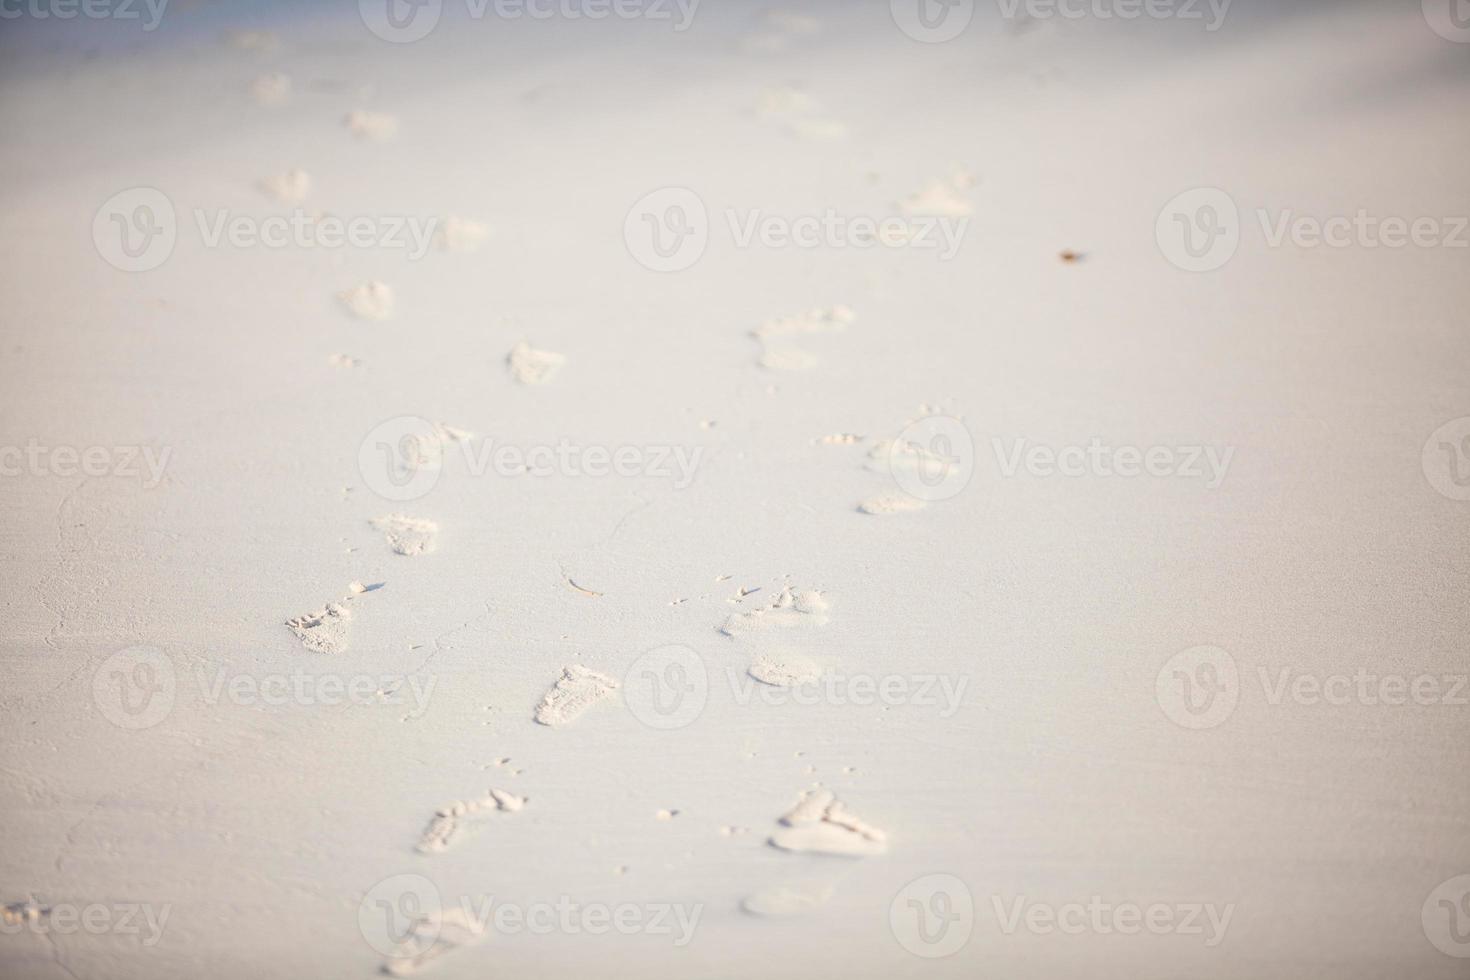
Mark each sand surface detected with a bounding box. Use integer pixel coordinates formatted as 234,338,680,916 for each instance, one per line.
1,1,1468,977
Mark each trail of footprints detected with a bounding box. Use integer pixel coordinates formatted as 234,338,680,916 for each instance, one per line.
251,54,939,967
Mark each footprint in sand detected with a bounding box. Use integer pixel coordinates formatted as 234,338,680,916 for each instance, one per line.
345,109,399,141
721,587,829,637
506,341,565,385
285,602,351,654
371,515,438,557
250,73,291,106
258,168,310,204
416,788,527,854
767,788,887,857
380,906,484,977
338,281,393,320
533,665,618,727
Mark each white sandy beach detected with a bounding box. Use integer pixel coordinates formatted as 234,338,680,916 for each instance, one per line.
1,0,1468,976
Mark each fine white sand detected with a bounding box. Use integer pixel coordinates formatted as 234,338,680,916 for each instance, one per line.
1,2,1468,979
